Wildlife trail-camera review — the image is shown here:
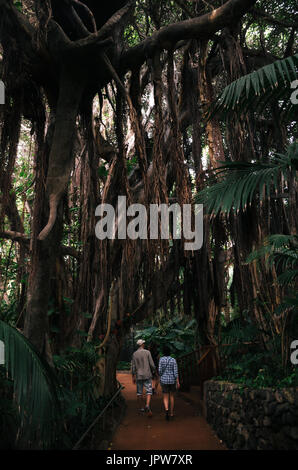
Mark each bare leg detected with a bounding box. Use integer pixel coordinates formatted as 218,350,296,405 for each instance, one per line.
145,394,153,417
137,395,144,410
146,394,152,408
163,393,169,411
163,392,170,420
169,393,175,416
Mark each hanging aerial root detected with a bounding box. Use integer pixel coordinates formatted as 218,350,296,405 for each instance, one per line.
95,281,115,350
37,193,59,241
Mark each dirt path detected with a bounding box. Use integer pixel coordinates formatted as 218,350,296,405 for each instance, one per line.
110,372,226,451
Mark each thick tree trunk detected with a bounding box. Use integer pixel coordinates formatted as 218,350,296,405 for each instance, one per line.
24,72,84,355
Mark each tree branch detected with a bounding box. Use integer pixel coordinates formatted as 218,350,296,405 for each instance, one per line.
0,230,29,244
0,0,35,39
173,0,195,19
0,231,81,259
96,1,134,39
120,0,257,71
251,7,298,29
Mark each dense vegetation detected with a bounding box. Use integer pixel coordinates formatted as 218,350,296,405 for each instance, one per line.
0,0,297,449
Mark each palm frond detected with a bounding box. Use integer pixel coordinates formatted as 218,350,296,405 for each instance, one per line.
246,234,298,287
264,234,298,249
277,269,298,286
247,234,298,259
275,293,298,314
196,142,297,216
0,320,61,447
210,54,298,120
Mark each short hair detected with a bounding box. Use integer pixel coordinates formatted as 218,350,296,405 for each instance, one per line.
162,345,171,356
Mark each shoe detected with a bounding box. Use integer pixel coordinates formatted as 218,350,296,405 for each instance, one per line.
145,406,152,417
165,410,169,421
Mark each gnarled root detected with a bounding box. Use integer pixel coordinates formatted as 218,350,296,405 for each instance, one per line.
37,192,60,240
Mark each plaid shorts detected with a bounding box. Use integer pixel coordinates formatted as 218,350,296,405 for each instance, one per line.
136,379,152,396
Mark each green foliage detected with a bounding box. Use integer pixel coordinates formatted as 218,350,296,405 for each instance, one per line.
247,234,298,319
217,317,298,389
135,315,197,357
220,317,261,346
0,320,61,447
197,142,298,216
53,341,105,448
0,368,19,449
117,361,131,370
13,1,23,12
0,299,19,325
0,327,109,449
216,351,298,389
211,54,298,120
247,234,298,287
126,156,138,174
98,164,108,178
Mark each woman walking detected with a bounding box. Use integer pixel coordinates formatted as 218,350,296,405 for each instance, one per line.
158,345,180,421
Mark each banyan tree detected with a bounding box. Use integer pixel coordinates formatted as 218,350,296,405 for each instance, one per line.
0,0,297,400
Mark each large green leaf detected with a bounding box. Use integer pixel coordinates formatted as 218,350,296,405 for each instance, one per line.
196,142,297,216
247,234,298,288
210,54,298,120
0,320,61,447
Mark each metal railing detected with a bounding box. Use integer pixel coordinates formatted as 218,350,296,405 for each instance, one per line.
72,381,125,450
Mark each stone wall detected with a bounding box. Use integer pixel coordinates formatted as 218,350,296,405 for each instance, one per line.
204,380,298,450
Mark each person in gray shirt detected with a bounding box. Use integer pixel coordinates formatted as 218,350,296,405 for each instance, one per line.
131,339,156,416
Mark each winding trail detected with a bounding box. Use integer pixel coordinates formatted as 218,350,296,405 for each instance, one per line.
110,372,226,451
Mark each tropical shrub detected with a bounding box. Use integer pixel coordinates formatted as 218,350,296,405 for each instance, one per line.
135,315,198,357
0,320,108,449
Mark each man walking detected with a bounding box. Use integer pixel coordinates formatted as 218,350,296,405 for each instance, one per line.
131,339,156,417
